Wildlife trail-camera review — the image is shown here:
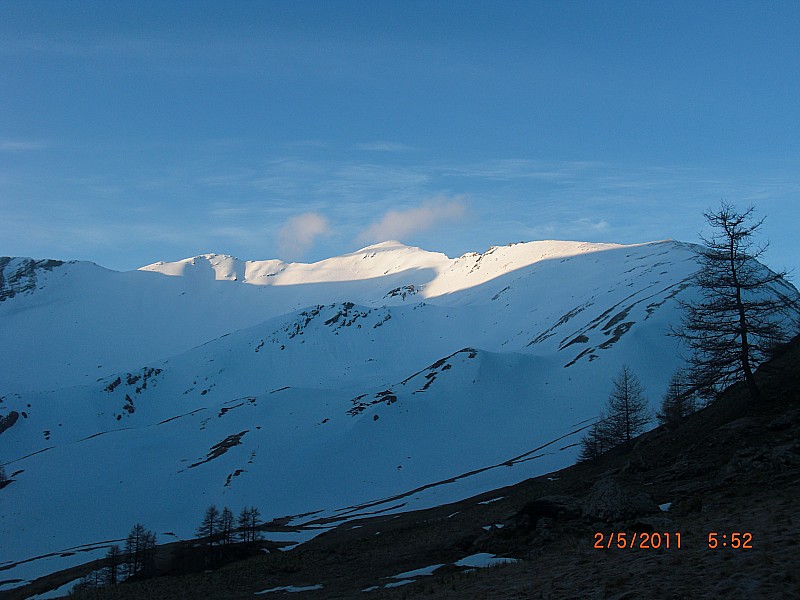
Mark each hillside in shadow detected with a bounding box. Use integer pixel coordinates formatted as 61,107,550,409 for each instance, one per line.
13,334,800,599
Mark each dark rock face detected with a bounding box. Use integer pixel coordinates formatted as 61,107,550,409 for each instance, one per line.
514,495,583,528
582,477,658,522
0,411,20,435
0,257,64,301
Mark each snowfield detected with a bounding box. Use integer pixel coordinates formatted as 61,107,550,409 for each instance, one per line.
1,239,796,592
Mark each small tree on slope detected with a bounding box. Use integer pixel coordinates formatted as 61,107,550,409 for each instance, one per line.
220,506,234,545
124,523,156,579
657,369,697,425
197,505,220,548
578,416,613,462
605,365,649,445
578,366,649,460
104,544,122,586
237,506,263,544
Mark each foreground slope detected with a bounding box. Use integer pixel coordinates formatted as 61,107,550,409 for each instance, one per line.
1,239,796,595
55,335,800,600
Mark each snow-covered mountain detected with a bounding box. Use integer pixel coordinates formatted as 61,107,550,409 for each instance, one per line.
1,239,796,593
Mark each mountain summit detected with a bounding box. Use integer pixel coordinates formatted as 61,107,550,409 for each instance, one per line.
1,239,797,593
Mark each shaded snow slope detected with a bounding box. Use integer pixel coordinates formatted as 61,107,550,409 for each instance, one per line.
1,239,796,593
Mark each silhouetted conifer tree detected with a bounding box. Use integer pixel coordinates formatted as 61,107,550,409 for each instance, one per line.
657,370,697,425
675,202,798,400
220,507,234,545
579,366,649,460
605,365,649,444
237,506,262,544
104,544,122,586
124,523,156,579
197,505,220,548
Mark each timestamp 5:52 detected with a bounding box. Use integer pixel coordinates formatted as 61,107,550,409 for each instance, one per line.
708,532,753,549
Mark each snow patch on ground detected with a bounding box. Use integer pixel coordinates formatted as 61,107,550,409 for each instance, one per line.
384,579,415,588
477,496,505,505
454,553,520,568
26,577,82,599
391,564,445,579
255,584,323,594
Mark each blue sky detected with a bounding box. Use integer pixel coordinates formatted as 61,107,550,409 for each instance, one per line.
2,1,799,276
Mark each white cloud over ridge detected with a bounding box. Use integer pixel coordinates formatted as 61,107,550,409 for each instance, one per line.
358,196,467,244
577,218,610,232
278,212,330,260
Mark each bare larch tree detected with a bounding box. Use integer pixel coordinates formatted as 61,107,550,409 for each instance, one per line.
676,202,798,400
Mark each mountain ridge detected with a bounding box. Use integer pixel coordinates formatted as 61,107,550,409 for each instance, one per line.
135,239,640,289
0,239,693,395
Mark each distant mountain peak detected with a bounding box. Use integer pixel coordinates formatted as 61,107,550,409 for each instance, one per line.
355,240,412,251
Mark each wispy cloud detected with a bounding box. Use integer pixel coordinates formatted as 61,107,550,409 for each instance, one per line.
576,218,610,232
356,141,415,152
0,139,50,152
321,163,430,198
358,196,467,244
278,212,331,260
284,140,329,149
437,159,603,182
514,216,612,242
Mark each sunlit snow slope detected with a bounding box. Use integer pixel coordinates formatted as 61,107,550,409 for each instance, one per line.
1,240,796,592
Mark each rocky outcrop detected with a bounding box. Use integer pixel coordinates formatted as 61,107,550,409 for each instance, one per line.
0,411,20,435
582,477,658,522
0,257,64,302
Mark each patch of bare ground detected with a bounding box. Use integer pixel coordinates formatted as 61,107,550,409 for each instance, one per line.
26,336,800,599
